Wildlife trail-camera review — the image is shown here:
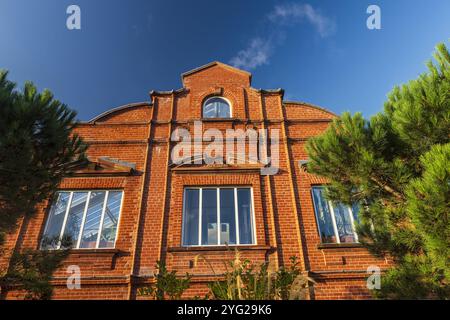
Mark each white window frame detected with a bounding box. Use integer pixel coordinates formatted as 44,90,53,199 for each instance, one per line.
181,187,256,247
41,190,124,250
311,187,359,244
202,96,232,118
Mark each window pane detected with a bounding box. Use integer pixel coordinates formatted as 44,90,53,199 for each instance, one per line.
42,192,70,249
312,187,337,243
99,191,123,248
333,204,357,243
203,103,217,118
219,189,236,245
79,191,106,248
62,192,88,247
202,189,217,245
351,203,360,224
183,189,200,245
218,103,230,118
237,188,254,244
203,98,230,118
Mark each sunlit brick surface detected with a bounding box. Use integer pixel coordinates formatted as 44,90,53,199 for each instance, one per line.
1,62,391,300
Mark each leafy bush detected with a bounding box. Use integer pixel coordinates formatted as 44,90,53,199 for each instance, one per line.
200,250,314,300
137,261,191,300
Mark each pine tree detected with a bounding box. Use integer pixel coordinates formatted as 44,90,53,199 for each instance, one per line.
306,43,450,299
0,71,87,298
0,71,87,242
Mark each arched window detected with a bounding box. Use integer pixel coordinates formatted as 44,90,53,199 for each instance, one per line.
202,97,231,118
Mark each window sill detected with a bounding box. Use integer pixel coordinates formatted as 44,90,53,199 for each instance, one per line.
200,118,238,122
317,243,363,249
168,245,273,252
66,248,128,256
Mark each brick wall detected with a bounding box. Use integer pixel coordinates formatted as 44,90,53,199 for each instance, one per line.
1,62,391,300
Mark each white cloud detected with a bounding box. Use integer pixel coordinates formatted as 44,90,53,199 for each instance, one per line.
268,3,335,37
229,3,335,70
229,38,273,70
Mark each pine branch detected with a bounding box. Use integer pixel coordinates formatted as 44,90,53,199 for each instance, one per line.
369,176,405,201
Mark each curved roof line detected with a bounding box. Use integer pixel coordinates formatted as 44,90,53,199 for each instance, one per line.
87,101,152,123
283,100,337,117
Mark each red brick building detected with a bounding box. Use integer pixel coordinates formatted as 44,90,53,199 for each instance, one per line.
1,62,389,299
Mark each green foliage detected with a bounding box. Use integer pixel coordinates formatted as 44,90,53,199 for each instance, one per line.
0,70,87,245
275,256,305,300
137,261,191,300
306,42,450,299
0,236,71,300
406,143,449,268
204,250,313,300
374,254,448,300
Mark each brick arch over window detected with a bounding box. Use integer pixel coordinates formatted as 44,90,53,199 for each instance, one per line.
194,87,239,119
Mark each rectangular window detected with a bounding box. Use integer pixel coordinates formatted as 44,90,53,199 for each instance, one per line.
311,187,359,244
182,187,255,246
42,190,123,249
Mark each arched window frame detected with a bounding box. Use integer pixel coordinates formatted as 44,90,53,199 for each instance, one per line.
202,96,232,119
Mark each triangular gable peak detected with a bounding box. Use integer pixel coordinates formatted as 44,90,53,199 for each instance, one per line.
73,157,136,176
169,153,267,175
181,61,252,88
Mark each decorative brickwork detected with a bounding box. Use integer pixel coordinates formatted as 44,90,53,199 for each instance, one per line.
1,62,391,300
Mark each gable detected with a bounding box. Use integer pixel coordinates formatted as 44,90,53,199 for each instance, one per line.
72,156,136,176
181,61,252,88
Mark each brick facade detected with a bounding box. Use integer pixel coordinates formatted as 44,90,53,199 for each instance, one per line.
1,62,390,300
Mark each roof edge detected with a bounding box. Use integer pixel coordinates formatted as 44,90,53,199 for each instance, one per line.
149,88,186,98
86,101,152,124
283,100,337,116
251,87,284,94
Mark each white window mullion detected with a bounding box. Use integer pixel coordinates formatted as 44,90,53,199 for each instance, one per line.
58,192,74,249
181,190,186,246
348,206,359,243
217,188,221,245
328,201,341,244
198,188,202,246
234,188,240,245
76,191,91,249
250,187,257,245
96,190,109,249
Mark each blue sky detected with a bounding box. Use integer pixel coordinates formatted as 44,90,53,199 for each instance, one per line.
1,0,449,121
